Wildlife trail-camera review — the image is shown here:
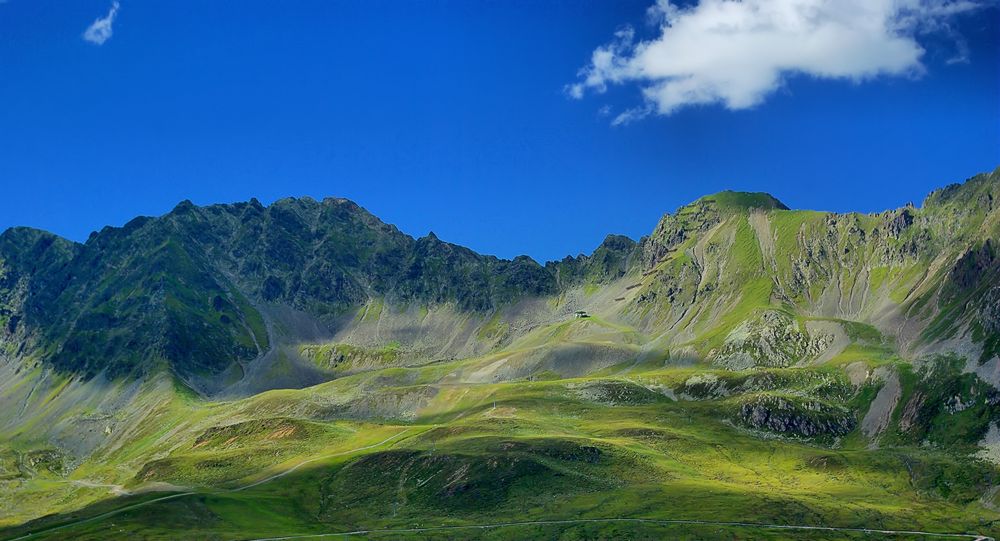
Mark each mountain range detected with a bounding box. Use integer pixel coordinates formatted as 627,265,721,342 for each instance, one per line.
1,168,999,539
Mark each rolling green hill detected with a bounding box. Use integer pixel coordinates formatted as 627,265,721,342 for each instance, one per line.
1,168,1000,539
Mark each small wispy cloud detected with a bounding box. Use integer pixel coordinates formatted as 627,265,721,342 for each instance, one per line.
83,1,120,45
569,0,989,123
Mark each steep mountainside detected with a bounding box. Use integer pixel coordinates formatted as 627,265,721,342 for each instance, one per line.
0,197,560,381
625,174,1000,366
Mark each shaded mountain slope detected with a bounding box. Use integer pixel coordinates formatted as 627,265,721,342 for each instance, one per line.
0,197,562,381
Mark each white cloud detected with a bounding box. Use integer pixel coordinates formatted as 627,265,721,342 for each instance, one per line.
570,0,986,120
83,1,120,45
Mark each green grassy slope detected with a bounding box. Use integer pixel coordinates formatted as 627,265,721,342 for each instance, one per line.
1,327,998,539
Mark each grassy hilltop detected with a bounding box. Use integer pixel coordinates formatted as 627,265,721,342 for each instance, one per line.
1,169,1000,539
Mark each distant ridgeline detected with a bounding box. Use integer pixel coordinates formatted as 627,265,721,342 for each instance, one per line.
1,168,999,391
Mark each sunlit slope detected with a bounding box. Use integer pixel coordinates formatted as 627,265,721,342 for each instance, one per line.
1,348,997,539
617,170,1000,371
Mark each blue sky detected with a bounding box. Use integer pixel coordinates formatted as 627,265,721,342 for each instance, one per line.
1,1,998,262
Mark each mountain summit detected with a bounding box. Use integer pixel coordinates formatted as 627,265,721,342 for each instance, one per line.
693,190,789,211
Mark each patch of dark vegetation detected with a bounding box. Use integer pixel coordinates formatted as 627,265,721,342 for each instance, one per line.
804,453,848,471
23,449,66,476
300,342,401,371
320,449,546,517
574,380,665,406
675,373,731,399
923,241,1000,352
134,451,260,485
610,427,676,441
317,438,613,522
947,240,995,292
0,449,20,480
0,490,226,541
676,369,853,404
890,356,1000,448
841,320,886,345
973,294,1000,363
134,458,179,483
904,453,999,503
492,439,604,464
735,394,856,438
0,448,68,479
192,418,308,449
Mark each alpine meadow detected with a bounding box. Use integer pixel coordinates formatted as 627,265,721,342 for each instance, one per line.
2,1,1000,540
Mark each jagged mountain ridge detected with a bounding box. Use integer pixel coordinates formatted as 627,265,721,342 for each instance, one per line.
1,169,999,390
628,173,1000,363
0,197,567,379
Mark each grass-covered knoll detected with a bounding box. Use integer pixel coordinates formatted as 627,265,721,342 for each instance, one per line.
299,341,402,373
133,418,357,488
698,190,790,211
